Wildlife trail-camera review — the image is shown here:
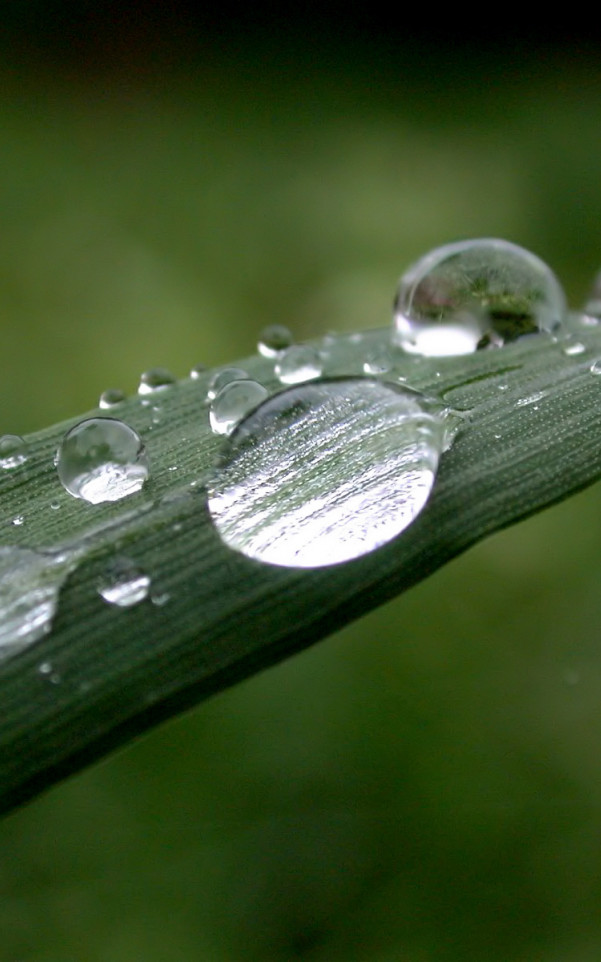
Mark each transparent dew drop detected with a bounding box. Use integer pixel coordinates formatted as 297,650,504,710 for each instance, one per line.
99,388,126,409
97,557,151,607
363,345,393,375
56,417,150,504
138,367,176,395
38,660,61,684
0,546,81,661
12,516,24,526
274,345,323,385
207,367,250,400
190,364,207,380
257,324,294,358
0,434,29,470
393,238,567,357
209,379,269,436
208,377,449,569
563,341,586,356
591,359,601,375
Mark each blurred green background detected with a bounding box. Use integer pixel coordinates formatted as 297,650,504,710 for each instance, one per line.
2,10,601,960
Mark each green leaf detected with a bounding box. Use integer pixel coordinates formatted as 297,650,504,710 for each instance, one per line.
1,324,601,816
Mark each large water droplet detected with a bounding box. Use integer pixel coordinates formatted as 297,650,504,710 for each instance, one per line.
0,434,29,469
97,558,151,607
393,238,566,356
138,367,176,395
209,379,269,436
0,546,81,660
257,324,293,358
208,378,449,568
275,345,323,385
56,417,150,504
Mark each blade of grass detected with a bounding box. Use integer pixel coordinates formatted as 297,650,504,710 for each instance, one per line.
1,325,601,816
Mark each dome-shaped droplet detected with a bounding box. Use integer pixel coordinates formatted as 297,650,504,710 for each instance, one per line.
208,378,449,568
99,388,126,409
138,367,176,395
97,557,150,607
584,270,601,318
56,417,150,504
0,434,29,469
209,379,269,436
190,363,207,380
257,324,293,358
393,238,567,357
207,368,250,400
0,546,81,661
275,345,322,385
363,345,393,375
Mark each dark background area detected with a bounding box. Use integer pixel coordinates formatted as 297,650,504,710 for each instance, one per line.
2,7,601,961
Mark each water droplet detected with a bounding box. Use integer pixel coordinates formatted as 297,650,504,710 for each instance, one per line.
208,378,449,568
0,546,81,660
516,391,546,408
50,502,60,510
138,367,176,395
99,388,126,409
207,367,250,400
275,345,323,385
209,379,269,436
12,515,24,526
151,590,171,607
257,324,293,358
97,558,151,607
56,417,150,504
393,238,567,356
563,341,586,356
38,661,61,684
363,346,393,375
0,434,28,470
151,404,163,425
591,359,601,375
190,364,207,380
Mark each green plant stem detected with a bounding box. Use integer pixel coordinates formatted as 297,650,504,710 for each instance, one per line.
1,327,601,816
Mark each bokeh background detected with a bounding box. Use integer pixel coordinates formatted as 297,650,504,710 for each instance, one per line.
2,7,601,960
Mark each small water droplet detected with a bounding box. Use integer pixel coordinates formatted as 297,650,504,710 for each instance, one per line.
275,346,323,385
208,378,449,568
151,404,163,425
190,364,207,380
12,515,24,526
50,502,60,510
38,661,61,684
99,388,126,409
97,558,151,607
563,341,586,356
0,546,81,660
257,324,294,358
393,238,567,357
56,417,150,504
0,434,29,469
516,391,546,408
591,359,601,375
209,379,269,436
363,346,393,375
138,367,176,395
207,368,250,400
151,591,171,607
